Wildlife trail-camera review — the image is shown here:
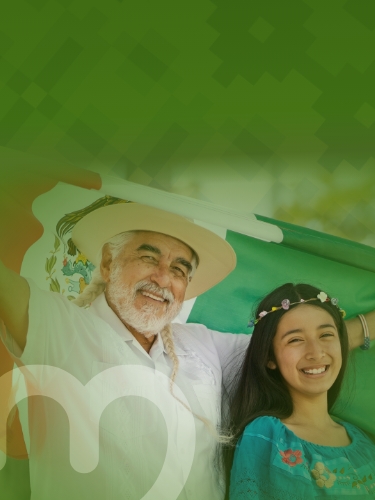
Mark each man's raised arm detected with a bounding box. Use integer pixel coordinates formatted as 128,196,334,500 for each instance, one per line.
0,259,29,351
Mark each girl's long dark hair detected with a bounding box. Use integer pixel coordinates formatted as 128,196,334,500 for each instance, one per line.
223,283,349,496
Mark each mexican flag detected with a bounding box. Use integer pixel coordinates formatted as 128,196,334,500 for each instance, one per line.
1,151,374,499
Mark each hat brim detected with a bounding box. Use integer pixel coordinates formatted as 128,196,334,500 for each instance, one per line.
72,203,236,300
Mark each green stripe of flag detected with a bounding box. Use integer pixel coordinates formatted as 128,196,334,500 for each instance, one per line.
257,214,375,274
187,223,375,440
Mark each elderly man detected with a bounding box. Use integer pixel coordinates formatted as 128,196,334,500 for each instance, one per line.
0,203,373,500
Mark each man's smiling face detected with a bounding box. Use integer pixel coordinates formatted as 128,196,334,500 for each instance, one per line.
101,231,195,336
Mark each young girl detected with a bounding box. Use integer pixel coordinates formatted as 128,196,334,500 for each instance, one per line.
226,283,375,499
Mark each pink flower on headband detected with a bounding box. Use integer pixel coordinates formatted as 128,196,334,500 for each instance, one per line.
281,299,290,310
259,311,268,318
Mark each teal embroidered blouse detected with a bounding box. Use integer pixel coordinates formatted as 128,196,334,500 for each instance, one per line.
230,416,375,499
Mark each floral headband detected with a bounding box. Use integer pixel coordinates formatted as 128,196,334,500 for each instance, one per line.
248,291,346,328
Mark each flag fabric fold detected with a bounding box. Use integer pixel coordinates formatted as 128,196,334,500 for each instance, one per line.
256,214,375,274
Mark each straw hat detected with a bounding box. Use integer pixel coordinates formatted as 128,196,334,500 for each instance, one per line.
72,203,236,300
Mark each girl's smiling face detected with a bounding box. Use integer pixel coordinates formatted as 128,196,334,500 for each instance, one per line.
268,304,342,402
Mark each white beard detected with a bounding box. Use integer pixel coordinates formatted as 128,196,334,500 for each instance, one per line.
106,266,183,338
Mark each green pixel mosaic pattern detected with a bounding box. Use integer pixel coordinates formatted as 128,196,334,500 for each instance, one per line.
0,0,375,244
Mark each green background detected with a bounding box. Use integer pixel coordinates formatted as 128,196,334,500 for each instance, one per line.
1,0,375,243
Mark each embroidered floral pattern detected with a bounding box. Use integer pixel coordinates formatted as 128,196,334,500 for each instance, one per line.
330,466,375,491
279,449,303,467
311,462,336,488
351,473,373,490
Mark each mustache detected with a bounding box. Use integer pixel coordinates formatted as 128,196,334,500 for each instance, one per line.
134,280,175,304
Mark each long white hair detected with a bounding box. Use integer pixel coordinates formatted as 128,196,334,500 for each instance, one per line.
72,231,137,308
